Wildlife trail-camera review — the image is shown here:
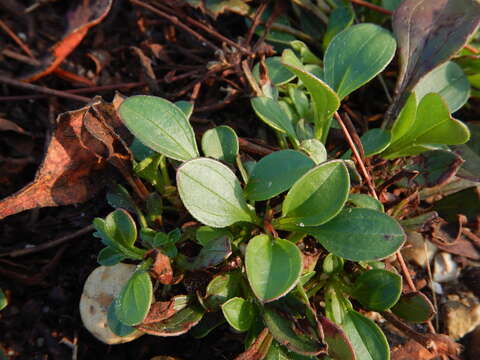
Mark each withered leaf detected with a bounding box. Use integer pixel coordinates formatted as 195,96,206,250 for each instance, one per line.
142,300,176,325
0,98,137,220
151,251,174,285
386,0,480,126
234,328,272,360
22,0,112,82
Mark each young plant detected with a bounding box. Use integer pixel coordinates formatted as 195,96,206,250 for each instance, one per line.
84,93,409,360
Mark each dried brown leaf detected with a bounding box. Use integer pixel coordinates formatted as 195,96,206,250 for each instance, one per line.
22,0,112,82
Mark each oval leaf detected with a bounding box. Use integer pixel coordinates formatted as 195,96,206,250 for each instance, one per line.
253,56,296,85
119,95,199,161
391,292,435,323
299,139,327,165
324,23,396,100
115,270,153,326
347,194,384,212
107,302,137,337
307,208,405,261
352,269,402,311
281,49,340,142
387,0,480,125
281,160,350,227
341,310,389,360
137,303,204,336
414,61,470,113
245,150,315,201
177,158,255,228
263,301,326,355
319,316,355,360
251,96,297,139
201,125,239,164
204,271,242,311
246,235,303,302
221,297,255,332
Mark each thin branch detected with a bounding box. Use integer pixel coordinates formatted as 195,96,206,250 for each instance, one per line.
1,225,94,258
129,0,219,52
0,75,91,102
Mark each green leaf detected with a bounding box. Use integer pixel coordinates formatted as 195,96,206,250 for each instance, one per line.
280,160,350,227
322,254,344,274
402,150,464,188
414,61,470,112
251,97,297,140
391,292,435,323
130,137,155,161
106,184,136,212
204,271,242,311
281,49,340,142
289,86,310,118
93,211,144,260
384,93,470,158
177,158,255,228
324,23,396,100
201,125,239,164
137,303,204,336
221,297,255,332
246,235,303,302
245,150,315,201
319,316,355,360
266,341,316,360
0,289,7,311
385,0,480,126
186,234,232,271
342,129,392,159
352,269,402,311
382,0,402,11
454,123,480,182
105,210,137,249
290,40,322,65
196,226,232,247
97,246,126,266
299,139,327,164
262,297,326,355
107,302,137,337
341,310,389,360
191,312,225,339
114,270,153,326
306,208,405,261
174,100,194,120
348,194,384,212
119,95,199,161
253,56,296,85
134,155,162,186
323,4,354,50
390,92,417,143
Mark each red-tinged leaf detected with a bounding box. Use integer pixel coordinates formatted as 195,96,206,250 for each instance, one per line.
151,251,174,285
319,316,356,360
142,300,176,325
234,328,272,360
21,0,112,82
386,0,480,126
0,118,30,135
136,303,204,336
0,98,138,220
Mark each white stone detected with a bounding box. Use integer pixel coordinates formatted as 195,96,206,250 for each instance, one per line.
444,300,480,340
401,231,437,268
79,263,144,344
433,252,460,283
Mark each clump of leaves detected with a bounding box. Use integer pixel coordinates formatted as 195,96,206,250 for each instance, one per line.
91,93,407,359
85,1,480,359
